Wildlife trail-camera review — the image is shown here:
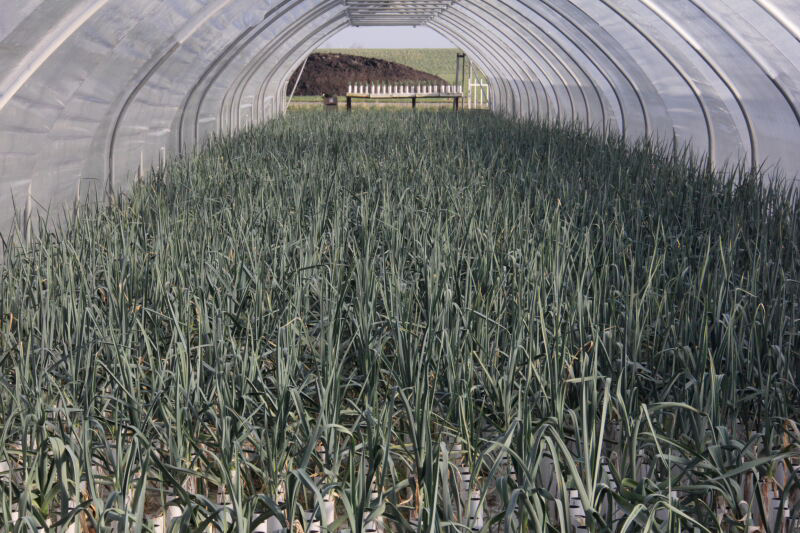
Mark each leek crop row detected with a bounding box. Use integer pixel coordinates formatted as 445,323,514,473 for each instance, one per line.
1,109,799,532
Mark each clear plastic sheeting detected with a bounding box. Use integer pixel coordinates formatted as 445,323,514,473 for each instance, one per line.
1,0,799,235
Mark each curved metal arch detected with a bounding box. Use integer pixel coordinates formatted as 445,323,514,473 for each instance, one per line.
454,1,582,123
219,0,345,133
181,1,320,151
639,0,758,170
494,0,607,129
211,5,307,134
106,41,179,190
421,13,527,117
502,0,632,136
422,19,513,114
538,0,654,139
509,0,628,133
440,1,571,119
0,0,167,196
246,14,351,127
177,24,257,152
485,0,612,128
752,0,800,44
250,8,351,121
690,0,800,146
270,19,352,116
434,10,546,119
175,0,325,151
43,5,191,189
218,2,339,133
255,16,353,120
453,2,573,121
105,0,273,188
427,19,528,118
224,3,348,132
595,0,715,163
0,0,111,114
429,4,544,118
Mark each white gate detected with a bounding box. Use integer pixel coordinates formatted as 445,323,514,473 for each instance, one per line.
467,80,489,109
466,60,489,109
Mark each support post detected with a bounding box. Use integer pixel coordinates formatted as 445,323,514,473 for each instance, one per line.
456,53,466,94
347,96,352,111
412,96,416,109
468,60,473,109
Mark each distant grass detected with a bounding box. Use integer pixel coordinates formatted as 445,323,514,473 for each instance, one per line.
291,95,328,102
317,48,486,84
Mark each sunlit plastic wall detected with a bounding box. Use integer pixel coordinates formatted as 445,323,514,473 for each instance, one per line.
1,0,799,235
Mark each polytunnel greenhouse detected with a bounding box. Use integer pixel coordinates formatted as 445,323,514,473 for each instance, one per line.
1,1,800,532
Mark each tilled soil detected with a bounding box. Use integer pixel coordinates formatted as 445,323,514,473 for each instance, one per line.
287,52,447,96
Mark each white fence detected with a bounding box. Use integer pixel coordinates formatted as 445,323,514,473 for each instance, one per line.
347,83,462,96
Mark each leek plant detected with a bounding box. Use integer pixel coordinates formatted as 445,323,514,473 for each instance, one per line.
1,108,799,532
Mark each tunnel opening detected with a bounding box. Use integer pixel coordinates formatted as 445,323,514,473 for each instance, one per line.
282,28,491,111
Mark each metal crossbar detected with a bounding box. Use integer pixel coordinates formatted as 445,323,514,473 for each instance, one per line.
344,0,459,26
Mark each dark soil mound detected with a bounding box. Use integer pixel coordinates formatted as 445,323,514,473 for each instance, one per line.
287,53,447,96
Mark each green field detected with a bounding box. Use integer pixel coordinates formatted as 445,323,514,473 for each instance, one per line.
3,109,799,530
317,48,486,84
